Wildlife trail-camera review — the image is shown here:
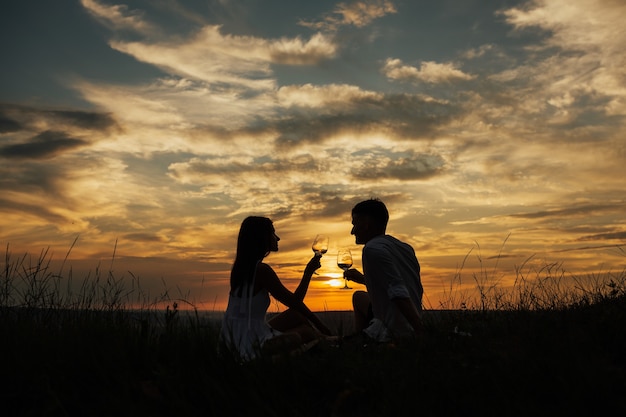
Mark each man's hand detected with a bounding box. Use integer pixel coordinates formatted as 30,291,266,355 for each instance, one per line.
393,297,423,336
343,268,365,284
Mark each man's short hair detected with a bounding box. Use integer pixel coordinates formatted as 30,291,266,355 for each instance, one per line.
352,198,389,228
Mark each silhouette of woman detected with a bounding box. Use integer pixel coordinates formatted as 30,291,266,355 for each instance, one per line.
220,216,332,361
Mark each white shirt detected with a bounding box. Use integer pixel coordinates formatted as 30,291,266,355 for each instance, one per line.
361,234,423,341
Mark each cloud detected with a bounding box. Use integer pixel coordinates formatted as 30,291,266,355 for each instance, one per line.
498,0,626,116
269,32,339,65
299,0,397,31
0,104,119,163
577,231,626,242
462,44,496,60
507,203,624,220
109,25,276,90
167,154,318,186
78,0,341,115
351,150,446,180
82,1,339,90
382,58,476,84
80,0,157,34
104,25,339,93
0,131,88,160
0,116,21,133
0,103,118,133
122,232,168,243
0,161,66,196
0,197,71,225
278,83,382,107
272,84,462,146
502,0,626,53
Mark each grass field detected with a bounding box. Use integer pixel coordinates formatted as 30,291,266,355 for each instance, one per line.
2,245,625,416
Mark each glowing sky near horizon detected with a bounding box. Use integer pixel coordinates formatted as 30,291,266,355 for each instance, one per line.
1,0,625,312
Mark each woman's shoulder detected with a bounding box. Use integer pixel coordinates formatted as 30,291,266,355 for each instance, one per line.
255,262,277,279
256,261,272,271
254,262,278,292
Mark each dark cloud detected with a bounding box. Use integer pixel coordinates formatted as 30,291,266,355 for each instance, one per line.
86,216,152,236
0,115,21,133
577,231,626,242
552,243,625,253
0,130,88,159
266,206,295,222
289,191,353,219
169,153,318,178
485,254,522,260
291,190,409,221
351,150,445,180
507,204,622,219
123,233,168,243
0,103,118,132
0,161,65,194
187,93,462,150
48,109,117,131
0,197,70,224
272,93,461,147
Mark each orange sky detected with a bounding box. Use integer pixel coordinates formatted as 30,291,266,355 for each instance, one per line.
1,0,625,312
10,218,623,313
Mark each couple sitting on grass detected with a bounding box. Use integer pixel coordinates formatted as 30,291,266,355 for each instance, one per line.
219,199,424,362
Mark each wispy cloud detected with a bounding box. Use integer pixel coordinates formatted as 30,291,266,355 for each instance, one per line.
507,203,625,220
299,0,397,31
80,0,157,34
498,0,626,116
382,58,476,84
578,232,626,242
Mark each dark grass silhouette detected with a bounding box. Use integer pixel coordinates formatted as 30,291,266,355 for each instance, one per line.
2,243,625,416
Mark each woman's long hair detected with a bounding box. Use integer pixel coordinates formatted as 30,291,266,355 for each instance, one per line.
230,216,274,295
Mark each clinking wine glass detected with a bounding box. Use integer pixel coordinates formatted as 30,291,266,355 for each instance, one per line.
311,235,329,275
337,249,353,289
312,234,329,256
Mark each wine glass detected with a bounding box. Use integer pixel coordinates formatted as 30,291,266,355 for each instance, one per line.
311,234,329,256
311,235,329,275
337,249,353,289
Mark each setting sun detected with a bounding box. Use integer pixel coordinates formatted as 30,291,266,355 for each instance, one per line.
325,278,346,289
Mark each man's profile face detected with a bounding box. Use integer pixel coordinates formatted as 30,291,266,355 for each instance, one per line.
351,214,371,244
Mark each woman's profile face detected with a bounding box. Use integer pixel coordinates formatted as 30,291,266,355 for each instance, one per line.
269,225,280,252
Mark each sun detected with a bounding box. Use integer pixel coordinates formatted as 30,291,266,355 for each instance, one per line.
325,278,345,288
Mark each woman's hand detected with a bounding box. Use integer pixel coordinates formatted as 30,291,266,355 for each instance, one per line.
295,255,320,300
304,254,322,276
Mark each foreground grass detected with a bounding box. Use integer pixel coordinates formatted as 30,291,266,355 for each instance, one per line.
2,245,626,416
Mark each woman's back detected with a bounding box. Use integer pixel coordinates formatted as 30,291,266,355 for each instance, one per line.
220,264,278,361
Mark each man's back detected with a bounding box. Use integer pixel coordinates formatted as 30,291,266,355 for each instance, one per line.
362,234,423,339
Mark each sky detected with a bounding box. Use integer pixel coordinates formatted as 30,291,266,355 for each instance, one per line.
1,0,625,312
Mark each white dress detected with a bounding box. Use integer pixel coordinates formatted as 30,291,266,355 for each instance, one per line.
220,266,280,361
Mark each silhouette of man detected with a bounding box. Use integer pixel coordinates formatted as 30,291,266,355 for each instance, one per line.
343,198,423,342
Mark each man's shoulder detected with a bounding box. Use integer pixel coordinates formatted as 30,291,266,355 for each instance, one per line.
366,234,405,247
364,235,386,249
364,235,398,254
365,235,416,256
